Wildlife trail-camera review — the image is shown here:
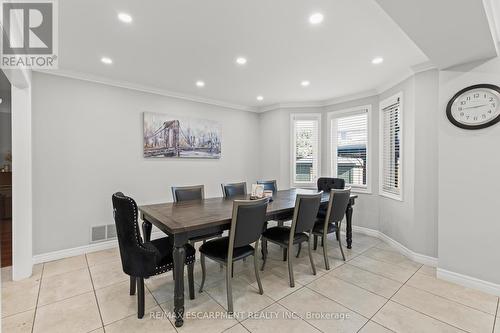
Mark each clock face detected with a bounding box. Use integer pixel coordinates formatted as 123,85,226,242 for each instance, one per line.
447,84,500,129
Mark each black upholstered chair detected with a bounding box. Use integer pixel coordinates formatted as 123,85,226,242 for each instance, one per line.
112,192,196,318
315,177,345,246
172,185,223,244
221,182,247,198
317,177,345,192
261,192,322,287
198,198,268,313
256,180,277,193
312,188,351,268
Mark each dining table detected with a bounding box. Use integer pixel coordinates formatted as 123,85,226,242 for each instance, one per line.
139,188,358,327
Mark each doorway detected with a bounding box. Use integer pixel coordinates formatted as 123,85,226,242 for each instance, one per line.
0,70,12,267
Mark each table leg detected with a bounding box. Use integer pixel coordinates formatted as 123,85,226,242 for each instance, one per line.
142,220,152,242
173,233,188,327
346,203,353,249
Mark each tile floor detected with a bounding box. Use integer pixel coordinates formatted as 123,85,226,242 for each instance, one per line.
1,232,498,333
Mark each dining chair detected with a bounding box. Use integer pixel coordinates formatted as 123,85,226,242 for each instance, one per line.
315,177,345,247
221,182,247,198
198,198,268,313
312,188,351,269
256,179,298,256
261,192,322,287
171,185,224,244
112,192,196,318
256,180,277,193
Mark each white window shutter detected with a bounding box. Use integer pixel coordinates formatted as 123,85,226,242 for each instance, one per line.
380,94,402,199
291,114,320,186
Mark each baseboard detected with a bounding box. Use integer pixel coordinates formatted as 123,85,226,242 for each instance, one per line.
350,225,438,267
437,268,500,296
32,231,164,264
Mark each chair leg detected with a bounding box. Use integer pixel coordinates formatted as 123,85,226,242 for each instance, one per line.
313,235,318,250
296,243,302,258
188,262,195,300
287,246,295,287
338,237,346,261
137,277,145,319
322,233,330,270
254,242,263,295
199,254,206,293
335,230,340,241
282,247,287,261
226,262,234,314
129,276,136,295
308,233,317,275
321,237,324,247
261,239,267,271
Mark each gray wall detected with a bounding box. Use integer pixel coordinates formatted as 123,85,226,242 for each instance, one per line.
438,57,500,284
31,72,262,254
258,70,440,257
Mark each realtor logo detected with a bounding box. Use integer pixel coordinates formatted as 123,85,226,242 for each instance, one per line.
1,0,58,69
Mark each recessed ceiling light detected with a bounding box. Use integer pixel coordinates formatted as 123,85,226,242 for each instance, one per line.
196,80,205,87
301,80,310,87
309,13,324,25
118,13,132,23
236,57,247,65
256,95,264,101
101,57,113,64
372,57,384,65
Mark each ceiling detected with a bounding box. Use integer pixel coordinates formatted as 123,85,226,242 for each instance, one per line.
55,0,429,109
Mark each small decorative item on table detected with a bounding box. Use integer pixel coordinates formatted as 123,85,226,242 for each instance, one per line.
250,184,265,200
263,190,274,202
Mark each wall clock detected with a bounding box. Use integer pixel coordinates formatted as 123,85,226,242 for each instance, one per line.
446,84,500,130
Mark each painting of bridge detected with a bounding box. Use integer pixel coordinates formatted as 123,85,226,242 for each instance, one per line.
143,112,221,158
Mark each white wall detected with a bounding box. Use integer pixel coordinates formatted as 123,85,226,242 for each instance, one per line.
31,72,261,255
438,57,500,284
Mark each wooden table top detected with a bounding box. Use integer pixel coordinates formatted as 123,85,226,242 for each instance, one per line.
139,188,357,234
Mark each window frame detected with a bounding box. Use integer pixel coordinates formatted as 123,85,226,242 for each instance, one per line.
290,113,322,189
327,105,372,194
379,92,404,201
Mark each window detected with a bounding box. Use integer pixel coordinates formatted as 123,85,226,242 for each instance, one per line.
379,93,403,200
291,114,320,187
329,106,370,191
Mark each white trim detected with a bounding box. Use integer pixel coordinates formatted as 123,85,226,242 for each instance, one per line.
34,69,258,113
483,0,500,55
351,226,438,267
379,92,404,202
33,231,164,264
290,113,322,189
259,90,378,113
327,105,372,194
410,61,437,74
437,268,500,297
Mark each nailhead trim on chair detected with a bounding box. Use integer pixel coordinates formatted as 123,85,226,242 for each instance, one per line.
122,194,196,276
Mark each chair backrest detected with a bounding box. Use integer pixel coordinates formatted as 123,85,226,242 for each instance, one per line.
221,182,247,198
112,192,151,276
257,180,278,193
290,192,322,234
171,185,204,202
317,177,345,192
324,188,351,223
228,198,268,252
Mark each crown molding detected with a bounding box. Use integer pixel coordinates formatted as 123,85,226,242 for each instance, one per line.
35,61,436,115
411,60,437,73
258,89,378,113
33,69,259,113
